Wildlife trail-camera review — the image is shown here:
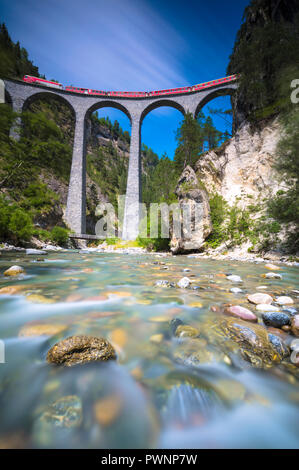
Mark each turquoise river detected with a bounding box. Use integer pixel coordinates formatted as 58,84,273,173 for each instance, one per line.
0,250,298,449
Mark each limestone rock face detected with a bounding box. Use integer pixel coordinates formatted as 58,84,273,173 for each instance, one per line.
195,118,283,208
170,166,212,254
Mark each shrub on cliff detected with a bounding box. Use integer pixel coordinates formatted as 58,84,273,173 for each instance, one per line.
0,197,34,242
50,226,69,246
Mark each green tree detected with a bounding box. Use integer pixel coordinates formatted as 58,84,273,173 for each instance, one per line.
0,22,40,78
267,106,299,251
203,116,222,151
174,112,203,171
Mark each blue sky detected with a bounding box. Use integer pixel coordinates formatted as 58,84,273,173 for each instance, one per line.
1,0,249,158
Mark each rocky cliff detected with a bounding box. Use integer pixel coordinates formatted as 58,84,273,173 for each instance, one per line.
170,166,212,254
195,118,283,207
171,117,288,256
227,0,299,129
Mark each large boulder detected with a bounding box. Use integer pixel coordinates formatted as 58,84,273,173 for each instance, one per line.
170,166,212,254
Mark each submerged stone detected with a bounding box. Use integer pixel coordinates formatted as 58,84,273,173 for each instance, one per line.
177,277,191,289
175,325,200,338
291,315,299,337
26,249,46,255
173,338,215,366
276,296,294,306
26,294,55,304
47,335,117,366
215,379,246,401
39,395,82,428
224,305,257,323
0,285,25,295
247,293,273,305
256,304,280,312
268,333,289,359
230,287,243,294
262,312,291,329
170,318,184,336
154,280,172,288
227,275,243,283
264,272,282,279
4,266,24,276
264,264,281,270
150,334,164,344
215,317,283,367
19,323,67,337
94,395,122,427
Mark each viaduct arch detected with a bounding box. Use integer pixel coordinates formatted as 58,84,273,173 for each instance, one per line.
2,78,238,240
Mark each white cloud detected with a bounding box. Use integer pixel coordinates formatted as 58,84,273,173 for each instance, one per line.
3,0,189,91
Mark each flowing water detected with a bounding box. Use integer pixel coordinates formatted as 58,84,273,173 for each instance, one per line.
0,250,298,449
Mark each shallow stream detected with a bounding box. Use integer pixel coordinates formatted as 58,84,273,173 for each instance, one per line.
0,251,298,449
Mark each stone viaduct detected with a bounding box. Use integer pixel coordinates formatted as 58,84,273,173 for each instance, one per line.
2,78,238,240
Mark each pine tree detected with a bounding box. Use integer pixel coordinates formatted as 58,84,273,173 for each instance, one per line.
174,112,202,171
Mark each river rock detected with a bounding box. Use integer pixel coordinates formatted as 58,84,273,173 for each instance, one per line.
227,275,243,283
154,280,172,288
26,249,46,255
47,335,117,366
276,296,294,306
264,272,282,279
175,325,200,338
39,395,82,428
170,318,184,335
262,312,291,329
150,334,164,344
290,339,299,352
268,333,289,359
291,350,299,367
264,264,280,271
291,316,299,337
230,287,243,294
173,338,215,366
216,317,283,367
282,307,297,315
0,285,25,295
267,327,288,341
247,293,273,305
19,323,67,337
94,394,122,427
177,277,191,289
26,294,55,304
45,244,63,251
3,266,25,276
256,304,280,312
224,305,257,323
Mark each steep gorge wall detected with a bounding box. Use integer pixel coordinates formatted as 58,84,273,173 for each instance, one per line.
195,118,283,208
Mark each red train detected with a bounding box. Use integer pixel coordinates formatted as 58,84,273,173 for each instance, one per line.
23,74,238,98
23,75,63,90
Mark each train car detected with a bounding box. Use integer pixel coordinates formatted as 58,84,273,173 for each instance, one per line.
89,89,108,96
23,75,63,90
23,74,238,98
65,86,89,94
